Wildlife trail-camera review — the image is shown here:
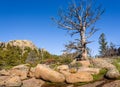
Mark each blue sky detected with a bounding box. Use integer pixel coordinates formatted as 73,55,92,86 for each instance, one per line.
0,0,120,56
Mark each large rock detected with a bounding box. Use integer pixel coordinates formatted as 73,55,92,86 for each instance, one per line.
35,64,65,82
105,68,120,79
59,70,71,77
5,76,22,87
10,69,28,80
9,64,30,80
77,60,90,67
28,67,35,78
22,78,45,87
78,67,100,75
12,64,30,71
91,58,120,79
0,69,10,76
57,65,69,72
0,76,9,86
102,80,120,87
60,71,93,83
90,58,115,70
34,64,43,79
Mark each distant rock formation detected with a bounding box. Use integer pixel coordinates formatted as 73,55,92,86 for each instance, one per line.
0,40,37,50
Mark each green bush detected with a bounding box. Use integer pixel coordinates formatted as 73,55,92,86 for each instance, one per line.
58,57,73,65
0,45,39,69
25,50,40,66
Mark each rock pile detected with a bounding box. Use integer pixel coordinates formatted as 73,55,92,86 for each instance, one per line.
0,63,94,87
0,58,120,87
91,58,120,79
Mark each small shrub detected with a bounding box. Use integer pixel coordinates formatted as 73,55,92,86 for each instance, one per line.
49,63,61,70
58,57,73,65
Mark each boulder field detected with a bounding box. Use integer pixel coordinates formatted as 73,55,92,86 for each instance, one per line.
0,58,120,87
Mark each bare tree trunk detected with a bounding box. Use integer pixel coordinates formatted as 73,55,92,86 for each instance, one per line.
81,27,88,60
53,0,104,61
81,47,87,60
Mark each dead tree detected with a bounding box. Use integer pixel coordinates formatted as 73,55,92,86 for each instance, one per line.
53,0,104,60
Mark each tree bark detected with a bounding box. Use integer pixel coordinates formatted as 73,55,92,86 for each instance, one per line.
80,27,88,60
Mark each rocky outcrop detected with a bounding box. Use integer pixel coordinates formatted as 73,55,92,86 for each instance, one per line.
0,76,22,87
102,80,120,87
0,40,38,51
9,64,30,80
69,72,93,83
22,78,45,87
0,69,10,76
0,76,9,86
8,40,37,50
5,76,22,87
12,64,30,70
34,64,42,79
78,67,100,75
105,68,120,79
10,69,28,80
57,65,69,72
90,58,115,69
28,67,35,78
35,64,65,82
0,64,45,87
1,60,120,87
78,60,91,67
91,58,120,79
60,70,93,83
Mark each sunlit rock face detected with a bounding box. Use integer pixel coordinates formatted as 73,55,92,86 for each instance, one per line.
0,40,38,53
7,40,37,50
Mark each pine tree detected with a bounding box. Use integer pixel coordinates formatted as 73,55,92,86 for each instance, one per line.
99,33,108,57
25,50,39,66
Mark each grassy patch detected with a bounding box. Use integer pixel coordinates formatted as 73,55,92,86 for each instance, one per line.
92,68,107,81
112,58,120,72
112,58,120,80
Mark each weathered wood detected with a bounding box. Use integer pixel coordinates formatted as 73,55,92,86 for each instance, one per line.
53,0,104,60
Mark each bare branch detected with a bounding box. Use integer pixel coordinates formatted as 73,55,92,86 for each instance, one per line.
65,41,82,51
86,5,104,28
86,26,99,39
70,31,80,37
52,17,75,30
